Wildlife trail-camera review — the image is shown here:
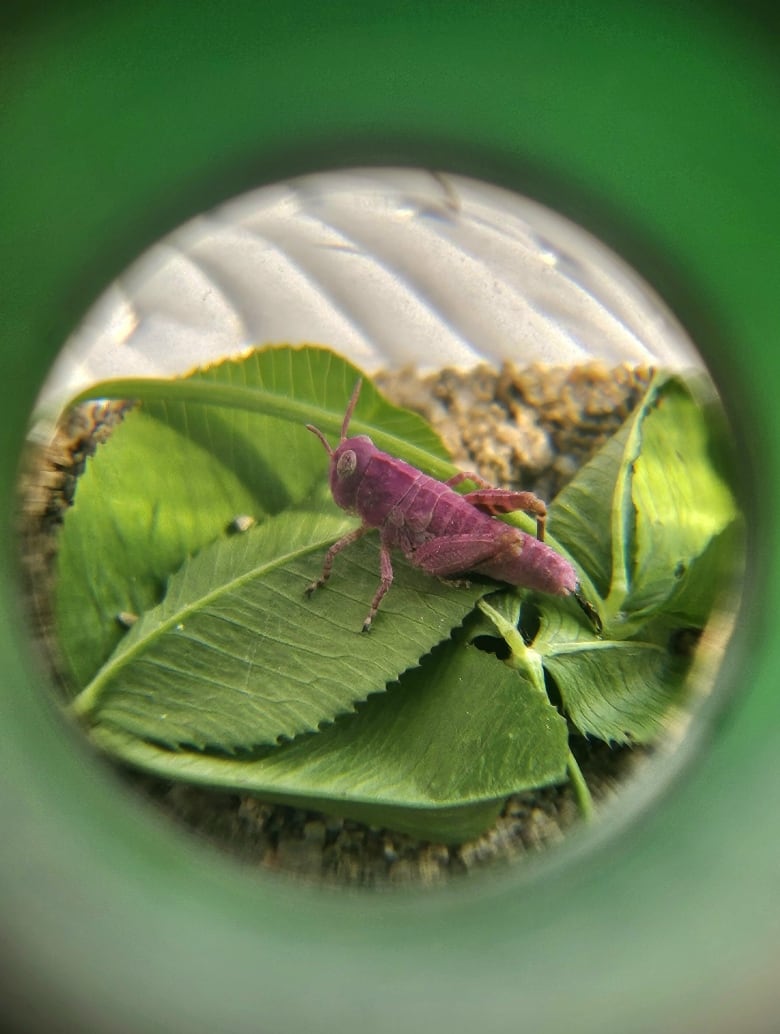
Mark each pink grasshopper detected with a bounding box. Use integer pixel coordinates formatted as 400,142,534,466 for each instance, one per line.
306,379,595,632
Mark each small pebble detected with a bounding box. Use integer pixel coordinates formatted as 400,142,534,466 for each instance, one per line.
227,514,256,534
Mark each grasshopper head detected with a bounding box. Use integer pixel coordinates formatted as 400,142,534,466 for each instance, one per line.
306,378,372,511
327,435,374,510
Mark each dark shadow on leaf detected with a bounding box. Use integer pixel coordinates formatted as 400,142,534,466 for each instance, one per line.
470,634,510,660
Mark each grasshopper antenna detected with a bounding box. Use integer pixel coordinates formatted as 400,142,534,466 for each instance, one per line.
305,378,363,454
305,423,333,454
341,378,363,440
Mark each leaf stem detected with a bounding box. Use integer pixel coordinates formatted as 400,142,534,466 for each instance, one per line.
477,599,545,694
71,375,455,481
66,374,552,541
566,749,595,820
478,598,595,819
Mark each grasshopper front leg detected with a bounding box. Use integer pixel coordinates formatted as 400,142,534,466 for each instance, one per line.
305,525,393,632
305,525,370,597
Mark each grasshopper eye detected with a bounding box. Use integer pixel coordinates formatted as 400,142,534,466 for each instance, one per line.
336,450,357,479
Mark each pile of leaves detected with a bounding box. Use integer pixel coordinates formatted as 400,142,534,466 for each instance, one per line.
55,345,740,841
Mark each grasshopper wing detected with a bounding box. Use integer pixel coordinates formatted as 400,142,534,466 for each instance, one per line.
409,532,516,578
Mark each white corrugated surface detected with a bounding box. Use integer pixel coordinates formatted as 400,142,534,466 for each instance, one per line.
35,168,701,420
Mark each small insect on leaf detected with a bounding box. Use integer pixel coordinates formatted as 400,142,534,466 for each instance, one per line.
306,379,588,631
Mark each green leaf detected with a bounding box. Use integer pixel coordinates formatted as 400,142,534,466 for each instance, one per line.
56,410,264,689
71,510,491,750
546,641,683,745
534,598,685,744
492,373,743,747
547,411,640,601
549,373,740,636
87,637,570,842
55,345,453,689
626,380,739,620
145,345,452,511
185,346,451,458
55,349,743,838
68,343,452,474
661,519,745,628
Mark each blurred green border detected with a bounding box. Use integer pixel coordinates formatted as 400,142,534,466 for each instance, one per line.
2,3,778,1032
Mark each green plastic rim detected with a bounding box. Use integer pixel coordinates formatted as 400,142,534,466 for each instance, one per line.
2,4,778,1033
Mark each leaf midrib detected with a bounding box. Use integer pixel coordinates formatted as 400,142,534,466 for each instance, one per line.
542,638,667,658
